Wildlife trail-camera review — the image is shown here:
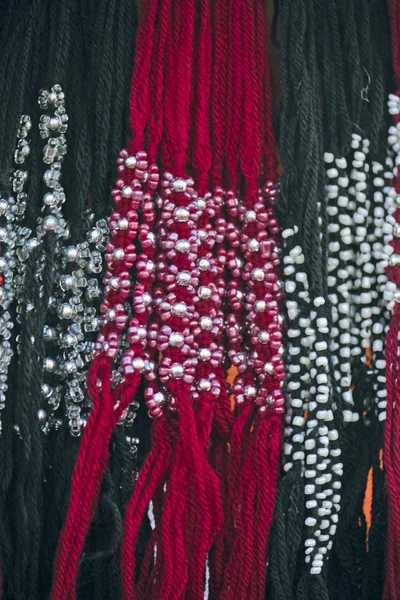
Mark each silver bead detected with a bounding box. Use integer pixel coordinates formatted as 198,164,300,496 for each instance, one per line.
199,348,211,361
200,316,213,330
172,301,187,316
264,362,274,374
245,210,257,223
170,363,184,378
117,218,129,230
132,357,145,372
258,331,270,344
43,325,56,341
171,178,187,192
38,409,47,422
177,271,191,286
247,239,260,252
142,292,152,306
65,246,78,261
175,208,189,222
27,238,40,252
198,258,210,271
175,239,190,253
252,268,265,281
199,286,212,300
113,248,125,260
43,192,55,206
60,275,74,291
41,383,53,398
254,300,266,312
169,332,184,347
245,385,257,397
125,156,137,169
198,379,212,391
121,186,133,198
43,357,56,372
0,199,8,214
59,303,74,319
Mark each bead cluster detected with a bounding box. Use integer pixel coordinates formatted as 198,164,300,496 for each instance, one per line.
281,229,341,575
239,183,284,414
40,215,108,435
381,93,400,421
0,115,32,431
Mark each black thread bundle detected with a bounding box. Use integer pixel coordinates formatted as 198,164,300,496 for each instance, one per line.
0,2,142,599
270,0,392,599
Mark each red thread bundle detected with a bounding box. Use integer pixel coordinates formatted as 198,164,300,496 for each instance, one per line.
50,1,283,599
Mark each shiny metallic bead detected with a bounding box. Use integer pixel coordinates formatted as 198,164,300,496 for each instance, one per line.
177,271,191,286
170,363,184,378
254,300,266,312
245,385,257,397
169,332,184,347
0,228,7,242
247,239,260,252
264,362,274,374
389,254,400,267
198,379,212,391
245,210,257,223
142,292,152,306
175,208,189,222
41,383,53,398
65,246,78,261
121,186,133,198
175,239,190,253
198,286,212,300
199,348,211,361
43,215,58,231
117,218,129,230
87,228,100,243
258,331,270,344
132,357,145,372
252,268,265,281
110,276,119,289
113,248,125,260
27,238,40,252
43,325,56,341
200,316,213,330
43,357,56,372
393,223,400,238
60,275,74,291
64,360,77,374
198,258,210,271
38,409,47,422
125,156,137,169
0,199,8,214
172,301,187,316
59,303,74,319
171,178,187,192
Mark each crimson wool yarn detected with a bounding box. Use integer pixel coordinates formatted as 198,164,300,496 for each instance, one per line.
50,0,283,599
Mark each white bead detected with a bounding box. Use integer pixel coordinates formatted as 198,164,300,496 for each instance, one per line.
310,567,322,575
305,517,317,527
324,152,334,163
305,485,315,495
293,416,305,427
305,538,316,547
305,439,316,450
343,410,353,422
293,451,305,461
